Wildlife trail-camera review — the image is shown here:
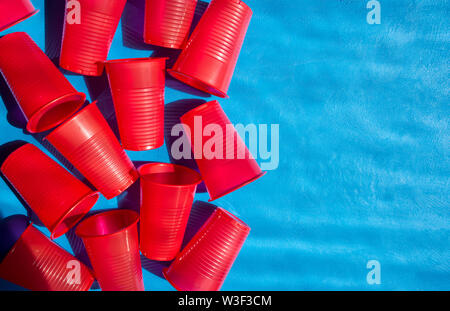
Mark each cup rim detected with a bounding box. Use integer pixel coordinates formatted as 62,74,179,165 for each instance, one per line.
104,57,168,66
26,91,86,133
138,162,202,188
75,209,139,239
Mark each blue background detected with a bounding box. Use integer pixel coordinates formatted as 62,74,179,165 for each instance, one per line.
0,0,449,290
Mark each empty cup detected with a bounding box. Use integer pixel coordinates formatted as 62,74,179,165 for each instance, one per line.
0,223,95,291
0,32,86,133
163,208,250,291
60,0,127,76
168,0,252,97
45,102,139,200
0,143,99,239
104,57,166,151
138,163,202,261
0,0,38,32
144,0,198,49
180,100,265,201
76,209,144,291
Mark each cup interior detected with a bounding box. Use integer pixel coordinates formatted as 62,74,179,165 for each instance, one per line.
139,163,202,187
76,209,138,238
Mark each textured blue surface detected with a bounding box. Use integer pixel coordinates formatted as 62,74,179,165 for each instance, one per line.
0,0,449,290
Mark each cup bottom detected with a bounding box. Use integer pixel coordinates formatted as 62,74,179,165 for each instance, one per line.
208,171,266,201
168,69,229,98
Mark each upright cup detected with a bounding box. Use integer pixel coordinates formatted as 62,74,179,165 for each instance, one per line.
0,32,85,133
163,208,250,291
76,209,144,291
0,143,99,239
144,0,198,49
104,58,166,151
180,100,265,201
0,223,95,291
168,0,252,97
45,102,139,199
0,0,38,32
60,0,127,76
138,163,202,261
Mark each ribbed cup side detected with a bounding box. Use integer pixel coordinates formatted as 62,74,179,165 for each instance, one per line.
68,129,138,199
141,187,195,260
61,10,121,75
0,226,94,291
145,0,197,48
186,0,251,64
113,87,165,151
166,209,249,289
84,238,144,291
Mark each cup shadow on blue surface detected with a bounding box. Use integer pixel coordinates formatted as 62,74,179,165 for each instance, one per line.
121,0,211,98
0,75,27,130
44,0,65,65
164,99,207,193
83,73,121,141
0,213,30,290
0,141,44,227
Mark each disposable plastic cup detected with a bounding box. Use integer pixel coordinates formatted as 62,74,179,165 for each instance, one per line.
168,0,252,97
0,0,38,32
60,0,127,76
75,209,144,291
0,144,99,239
45,102,139,200
104,58,167,151
0,32,85,133
0,223,95,291
180,100,265,201
144,0,198,49
138,163,202,261
163,208,250,291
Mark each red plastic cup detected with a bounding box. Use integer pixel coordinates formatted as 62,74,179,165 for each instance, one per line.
144,0,198,49
180,100,265,201
0,0,38,32
0,32,86,133
104,58,167,151
138,163,202,261
163,208,250,291
0,144,99,239
168,0,252,97
75,209,144,291
0,223,95,291
60,0,127,76
45,102,139,200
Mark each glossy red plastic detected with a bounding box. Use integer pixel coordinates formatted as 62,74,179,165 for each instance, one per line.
163,208,250,291
45,102,138,199
0,32,86,133
0,144,99,239
76,209,144,291
138,163,202,261
0,0,38,32
104,58,166,151
144,0,198,49
180,100,265,201
168,0,252,97
60,0,127,76
0,224,95,291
